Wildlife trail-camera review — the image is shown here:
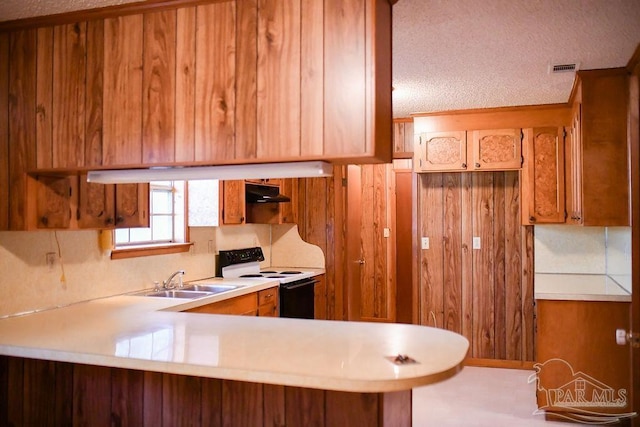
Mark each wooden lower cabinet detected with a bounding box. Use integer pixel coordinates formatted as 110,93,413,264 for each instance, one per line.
185,287,279,317
535,299,631,420
0,356,411,427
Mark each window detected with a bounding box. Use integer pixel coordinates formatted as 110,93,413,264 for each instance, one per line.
112,181,190,259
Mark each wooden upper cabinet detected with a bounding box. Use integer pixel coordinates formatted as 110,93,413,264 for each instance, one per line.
279,178,298,224
470,128,522,170
78,177,116,228
114,184,149,228
393,119,414,158
102,14,143,166
521,127,566,225
28,175,73,229
567,69,629,226
414,131,467,172
220,180,246,225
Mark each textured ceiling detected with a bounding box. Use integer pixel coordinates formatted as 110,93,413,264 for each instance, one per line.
2,0,640,118
393,0,640,117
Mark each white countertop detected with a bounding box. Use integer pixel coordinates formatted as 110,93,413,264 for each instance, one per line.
534,273,631,302
0,277,469,393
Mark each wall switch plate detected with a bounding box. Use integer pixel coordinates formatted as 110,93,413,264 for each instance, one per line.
421,237,430,250
473,237,481,249
45,252,56,270
383,228,390,238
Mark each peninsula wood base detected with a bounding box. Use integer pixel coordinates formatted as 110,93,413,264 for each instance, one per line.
0,356,411,426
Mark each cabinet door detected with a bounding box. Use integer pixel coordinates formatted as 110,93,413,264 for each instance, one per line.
521,127,566,224
78,174,116,228
114,183,149,228
414,131,467,172
471,128,522,170
220,180,245,225
258,287,279,317
568,105,583,224
185,293,257,315
32,175,72,229
393,120,413,158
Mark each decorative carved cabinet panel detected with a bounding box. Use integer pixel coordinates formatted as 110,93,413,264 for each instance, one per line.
521,127,566,224
414,131,467,172
471,128,522,170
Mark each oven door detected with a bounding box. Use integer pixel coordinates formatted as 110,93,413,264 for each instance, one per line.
279,278,318,319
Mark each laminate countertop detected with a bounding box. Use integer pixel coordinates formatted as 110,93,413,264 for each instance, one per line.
0,277,469,393
534,273,631,302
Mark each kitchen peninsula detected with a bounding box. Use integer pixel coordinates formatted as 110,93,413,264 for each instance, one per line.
0,278,468,426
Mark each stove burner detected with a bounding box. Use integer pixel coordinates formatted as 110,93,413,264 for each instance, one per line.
280,271,302,275
261,270,278,274
240,274,264,278
266,275,286,278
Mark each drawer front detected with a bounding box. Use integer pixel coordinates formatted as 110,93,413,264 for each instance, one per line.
258,287,278,306
186,293,257,315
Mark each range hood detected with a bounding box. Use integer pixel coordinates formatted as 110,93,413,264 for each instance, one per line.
245,183,291,203
86,161,333,184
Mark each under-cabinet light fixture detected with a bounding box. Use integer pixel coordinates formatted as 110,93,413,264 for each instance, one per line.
86,161,333,184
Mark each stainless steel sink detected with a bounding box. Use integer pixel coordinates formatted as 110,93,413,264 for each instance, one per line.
139,290,214,299
180,284,239,294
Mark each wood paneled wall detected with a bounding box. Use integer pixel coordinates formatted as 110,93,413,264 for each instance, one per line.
0,356,410,427
295,167,346,320
416,171,534,361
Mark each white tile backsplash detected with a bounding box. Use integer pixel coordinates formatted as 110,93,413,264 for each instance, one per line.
534,225,606,274
534,225,632,294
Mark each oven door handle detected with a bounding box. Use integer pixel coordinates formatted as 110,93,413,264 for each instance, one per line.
281,279,318,290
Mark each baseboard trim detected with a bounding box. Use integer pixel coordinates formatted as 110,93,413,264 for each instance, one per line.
464,358,535,370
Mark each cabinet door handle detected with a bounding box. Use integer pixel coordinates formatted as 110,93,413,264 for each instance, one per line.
529,216,536,222
461,163,467,168
475,162,481,168
116,216,124,224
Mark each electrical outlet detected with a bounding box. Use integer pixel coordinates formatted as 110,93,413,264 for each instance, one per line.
421,237,429,250
45,252,56,270
383,228,390,238
473,237,481,249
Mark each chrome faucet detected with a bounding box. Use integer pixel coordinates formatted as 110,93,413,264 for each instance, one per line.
163,270,185,289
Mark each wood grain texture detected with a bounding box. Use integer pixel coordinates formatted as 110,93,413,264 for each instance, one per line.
257,0,301,159
201,377,222,426
472,172,495,359
324,0,366,157
23,359,57,426
300,0,323,156
442,173,462,334
78,175,116,228
0,33,9,230
234,0,258,159
222,381,263,427
8,29,37,230
85,20,104,167
142,10,176,164
417,171,531,361
34,175,72,229
221,180,245,224
325,391,378,427
381,390,412,427
360,165,375,318
36,27,53,169
175,6,196,162
418,173,444,327
195,2,235,162
162,374,202,426
142,371,163,426
6,357,24,426
285,387,325,426
415,131,467,172
53,22,87,168
103,14,143,165
263,384,285,427
73,364,112,425
114,183,149,228
394,171,413,324
111,368,144,427
521,225,535,362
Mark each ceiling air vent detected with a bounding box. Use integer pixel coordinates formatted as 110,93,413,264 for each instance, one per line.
548,62,580,74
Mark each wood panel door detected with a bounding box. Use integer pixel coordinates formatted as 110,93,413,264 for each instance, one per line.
220,180,245,225
470,128,522,170
414,131,467,172
78,175,116,229
394,169,413,324
346,164,395,323
416,171,534,361
521,127,566,224
114,184,148,228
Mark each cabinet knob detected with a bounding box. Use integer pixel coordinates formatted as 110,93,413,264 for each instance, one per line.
116,216,124,224
40,216,48,226
461,163,467,168
475,162,481,168
106,217,114,225
529,216,536,222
